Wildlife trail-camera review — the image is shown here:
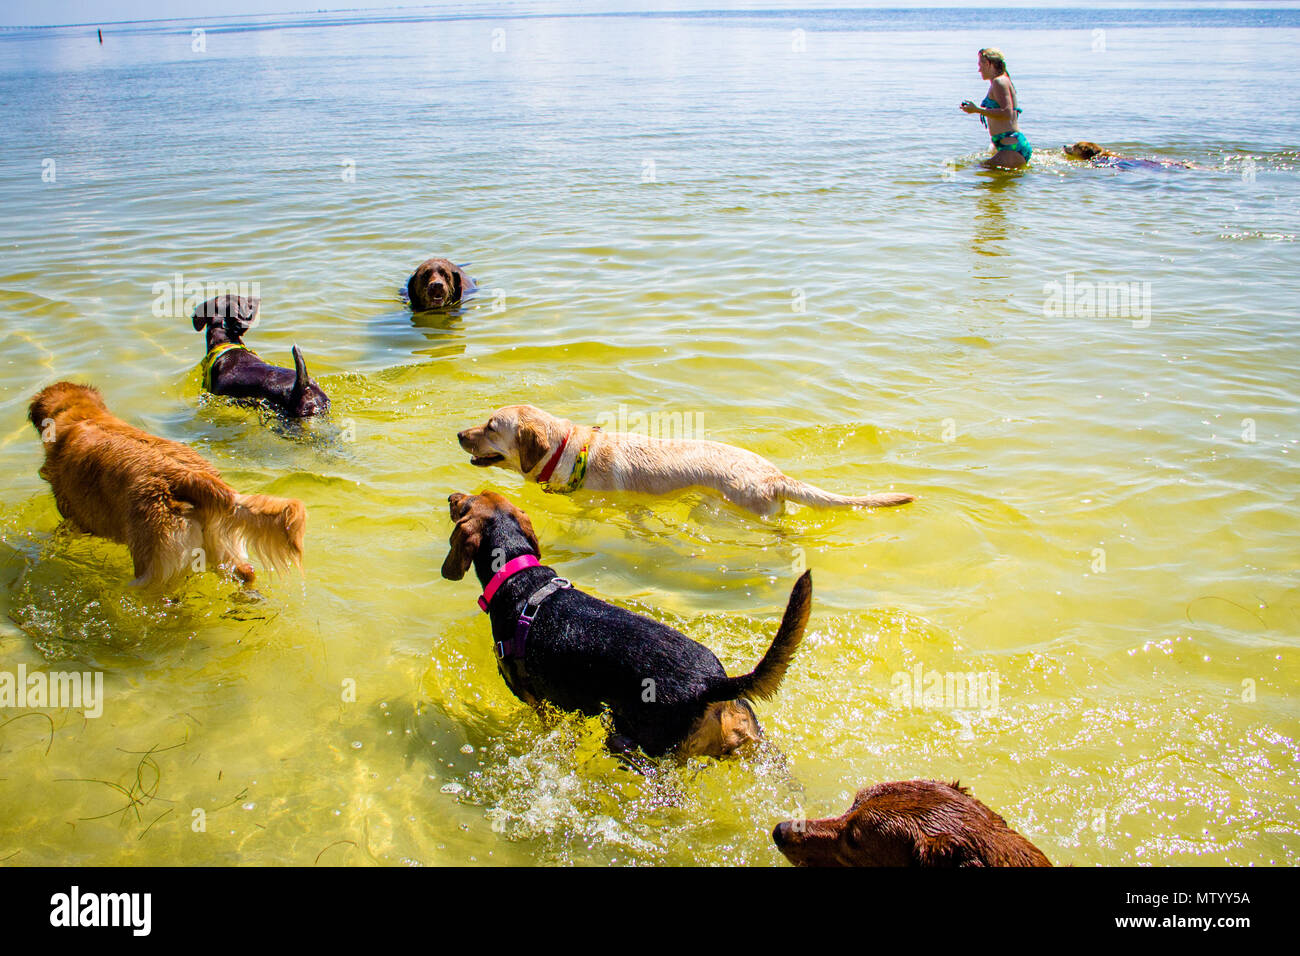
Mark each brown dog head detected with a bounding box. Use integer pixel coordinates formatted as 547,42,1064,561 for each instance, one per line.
441,491,541,581
456,405,563,477
191,294,261,336
773,780,1052,867
29,382,106,433
407,258,467,311
1064,141,1109,160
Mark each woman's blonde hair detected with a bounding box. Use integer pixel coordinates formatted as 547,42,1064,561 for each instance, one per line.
979,48,1009,76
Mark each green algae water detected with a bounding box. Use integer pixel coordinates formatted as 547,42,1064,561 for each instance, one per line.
0,2,1297,866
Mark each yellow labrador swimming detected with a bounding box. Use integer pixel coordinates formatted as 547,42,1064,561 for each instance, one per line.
456,405,914,517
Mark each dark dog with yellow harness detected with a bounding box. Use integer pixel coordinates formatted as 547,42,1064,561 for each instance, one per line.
441,490,813,759
191,295,329,418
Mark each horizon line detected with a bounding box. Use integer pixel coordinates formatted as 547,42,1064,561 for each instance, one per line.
4,0,1298,32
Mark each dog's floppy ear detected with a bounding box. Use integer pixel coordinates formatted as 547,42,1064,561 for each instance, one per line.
913,830,972,868
192,296,216,331
441,513,483,581
28,390,52,430
229,295,260,333
511,504,541,556
451,268,462,301
516,421,550,474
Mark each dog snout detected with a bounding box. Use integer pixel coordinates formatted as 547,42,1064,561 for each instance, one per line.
773,821,793,847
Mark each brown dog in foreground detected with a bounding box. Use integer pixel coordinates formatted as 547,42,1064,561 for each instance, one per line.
457,404,914,517
29,382,306,588
773,779,1052,867
406,257,475,311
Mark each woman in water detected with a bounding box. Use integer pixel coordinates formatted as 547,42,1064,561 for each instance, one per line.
961,48,1031,169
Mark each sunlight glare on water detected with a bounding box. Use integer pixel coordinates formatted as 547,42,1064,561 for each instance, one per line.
0,2,1297,866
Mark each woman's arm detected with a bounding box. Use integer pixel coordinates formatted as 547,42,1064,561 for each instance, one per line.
976,77,1017,120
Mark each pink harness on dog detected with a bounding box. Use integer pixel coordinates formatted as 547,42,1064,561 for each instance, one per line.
478,554,541,612
476,553,573,665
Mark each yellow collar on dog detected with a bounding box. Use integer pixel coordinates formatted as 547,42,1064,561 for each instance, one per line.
201,342,254,391
539,428,599,495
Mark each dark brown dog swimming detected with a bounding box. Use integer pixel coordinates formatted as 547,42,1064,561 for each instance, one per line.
441,491,812,759
406,258,475,311
773,779,1052,867
191,295,329,418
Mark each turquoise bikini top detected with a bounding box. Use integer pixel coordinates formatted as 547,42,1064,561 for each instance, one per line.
980,93,1022,127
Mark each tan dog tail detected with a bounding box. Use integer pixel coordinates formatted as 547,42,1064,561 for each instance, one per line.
223,493,306,574
172,470,238,513
710,571,812,703
779,478,914,510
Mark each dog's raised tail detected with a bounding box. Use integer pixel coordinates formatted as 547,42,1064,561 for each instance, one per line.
779,478,914,510
227,493,306,574
710,571,812,703
289,345,311,410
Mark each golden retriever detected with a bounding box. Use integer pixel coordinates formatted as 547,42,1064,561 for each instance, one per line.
456,404,914,517
29,382,305,588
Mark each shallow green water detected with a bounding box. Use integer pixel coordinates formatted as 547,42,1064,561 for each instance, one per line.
1,3,1297,866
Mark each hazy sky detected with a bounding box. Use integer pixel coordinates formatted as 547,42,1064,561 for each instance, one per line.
0,0,712,29
1,0,1290,29
3,1,433,27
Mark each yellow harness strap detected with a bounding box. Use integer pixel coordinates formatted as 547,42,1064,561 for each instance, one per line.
201,342,253,391
539,427,600,495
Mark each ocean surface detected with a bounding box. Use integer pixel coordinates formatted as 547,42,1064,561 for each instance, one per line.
0,2,1297,866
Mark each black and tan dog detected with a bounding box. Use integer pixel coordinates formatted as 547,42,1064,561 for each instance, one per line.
773,780,1052,867
406,257,475,311
191,295,329,418
441,491,812,758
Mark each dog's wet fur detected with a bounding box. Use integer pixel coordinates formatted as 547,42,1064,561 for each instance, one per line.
192,295,329,418
441,490,812,758
773,779,1052,867
29,381,306,588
